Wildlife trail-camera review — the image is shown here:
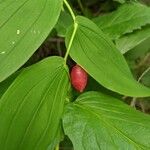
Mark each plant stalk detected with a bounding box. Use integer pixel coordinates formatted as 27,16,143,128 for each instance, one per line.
64,22,78,63
63,0,78,63
63,0,76,21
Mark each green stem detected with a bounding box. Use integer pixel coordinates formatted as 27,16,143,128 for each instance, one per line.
63,0,76,21
64,22,78,63
55,144,59,150
63,0,78,63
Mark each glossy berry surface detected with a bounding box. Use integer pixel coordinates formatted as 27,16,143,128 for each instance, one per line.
70,64,88,92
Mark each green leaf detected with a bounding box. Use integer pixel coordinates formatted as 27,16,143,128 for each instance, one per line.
63,91,150,150
47,126,64,150
126,38,150,60
66,16,150,97
0,0,63,82
0,56,70,150
113,0,126,3
93,3,150,39
115,25,150,53
113,0,138,3
55,10,73,37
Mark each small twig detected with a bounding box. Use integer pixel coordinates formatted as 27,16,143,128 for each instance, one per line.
130,97,137,108
130,66,150,108
122,95,128,100
77,0,84,11
139,101,146,113
48,38,64,43
138,67,150,82
77,0,85,14
123,54,150,101
134,53,150,69
57,39,63,56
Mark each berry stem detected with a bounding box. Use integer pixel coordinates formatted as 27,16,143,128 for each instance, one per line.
63,0,78,64
64,22,78,63
63,0,76,21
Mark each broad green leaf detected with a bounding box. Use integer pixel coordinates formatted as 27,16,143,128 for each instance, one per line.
115,25,150,53
47,126,64,150
126,38,150,60
0,0,63,82
55,11,73,37
66,16,150,97
0,56,70,150
63,91,150,150
93,3,150,39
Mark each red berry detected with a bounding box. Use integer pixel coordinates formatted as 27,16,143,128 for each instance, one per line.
70,64,88,92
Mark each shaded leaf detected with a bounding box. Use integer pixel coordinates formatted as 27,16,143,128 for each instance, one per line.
55,10,73,37
115,25,150,53
0,56,69,150
66,16,150,97
126,38,150,60
113,0,126,3
63,91,150,150
86,77,122,99
93,3,150,39
0,71,20,98
0,0,63,82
